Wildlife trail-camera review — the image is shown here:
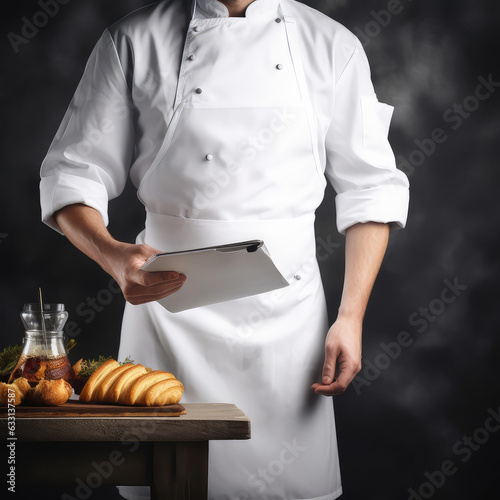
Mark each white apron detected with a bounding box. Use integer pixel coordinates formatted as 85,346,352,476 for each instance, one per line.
118,1,342,498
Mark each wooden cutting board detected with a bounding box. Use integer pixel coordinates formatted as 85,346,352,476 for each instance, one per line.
0,399,186,418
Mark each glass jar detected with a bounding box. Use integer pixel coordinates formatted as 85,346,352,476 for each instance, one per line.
8,304,74,385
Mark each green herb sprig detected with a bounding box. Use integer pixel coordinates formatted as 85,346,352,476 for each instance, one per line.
0,345,23,380
77,356,134,378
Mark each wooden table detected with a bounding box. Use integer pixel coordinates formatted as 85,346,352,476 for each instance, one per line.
0,402,251,499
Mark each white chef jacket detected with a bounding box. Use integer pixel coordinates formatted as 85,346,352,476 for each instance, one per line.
40,1,409,499
40,0,409,235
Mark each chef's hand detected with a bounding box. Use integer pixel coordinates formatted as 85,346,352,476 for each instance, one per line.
106,242,186,306
311,315,362,396
311,222,390,396
53,204,186,305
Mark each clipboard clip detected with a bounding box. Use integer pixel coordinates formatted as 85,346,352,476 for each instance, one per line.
215,240,263,253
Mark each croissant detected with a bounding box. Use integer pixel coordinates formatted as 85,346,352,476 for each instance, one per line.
26,378,73,406
0,377,31,406
79,359,184,406
0,377,72,406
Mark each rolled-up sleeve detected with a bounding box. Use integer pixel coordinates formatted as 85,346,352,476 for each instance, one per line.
325,38,409,235
40,29,134,234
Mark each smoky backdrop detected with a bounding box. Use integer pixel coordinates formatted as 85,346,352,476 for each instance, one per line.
1,1,499,499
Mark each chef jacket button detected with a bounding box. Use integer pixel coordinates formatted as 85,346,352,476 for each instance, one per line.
188,54,196,61
276,64,283,70
193,26,201,32
275,18,282,23
195,88,203,94
205,154,213,161
294,275,302,281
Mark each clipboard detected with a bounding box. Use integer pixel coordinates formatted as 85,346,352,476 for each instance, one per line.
140,240,289,313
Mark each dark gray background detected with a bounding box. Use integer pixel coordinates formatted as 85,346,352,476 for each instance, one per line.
1,1,499,499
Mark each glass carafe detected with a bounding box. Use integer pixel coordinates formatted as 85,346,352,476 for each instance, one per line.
8,304,74,385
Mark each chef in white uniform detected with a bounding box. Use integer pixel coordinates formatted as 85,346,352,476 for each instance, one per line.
40,0,409,498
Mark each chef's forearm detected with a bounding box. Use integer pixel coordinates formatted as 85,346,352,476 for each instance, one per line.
54,204,186,304
54,203,125,275
337,222,390,321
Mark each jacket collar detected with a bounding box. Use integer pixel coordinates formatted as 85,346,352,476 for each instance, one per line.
194,0,281,19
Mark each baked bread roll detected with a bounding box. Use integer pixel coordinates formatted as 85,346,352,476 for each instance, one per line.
0,377,72,406
79,359,120,403
138,375,184,407
92,363,135,402
0,377,31,406
79,360,184,406
111,364,148,404
26,378,73,406
125,371,180,406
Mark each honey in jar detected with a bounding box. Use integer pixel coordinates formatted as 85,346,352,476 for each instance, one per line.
8,304,74,385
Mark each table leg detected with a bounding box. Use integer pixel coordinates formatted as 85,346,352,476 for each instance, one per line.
152,441,208,500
